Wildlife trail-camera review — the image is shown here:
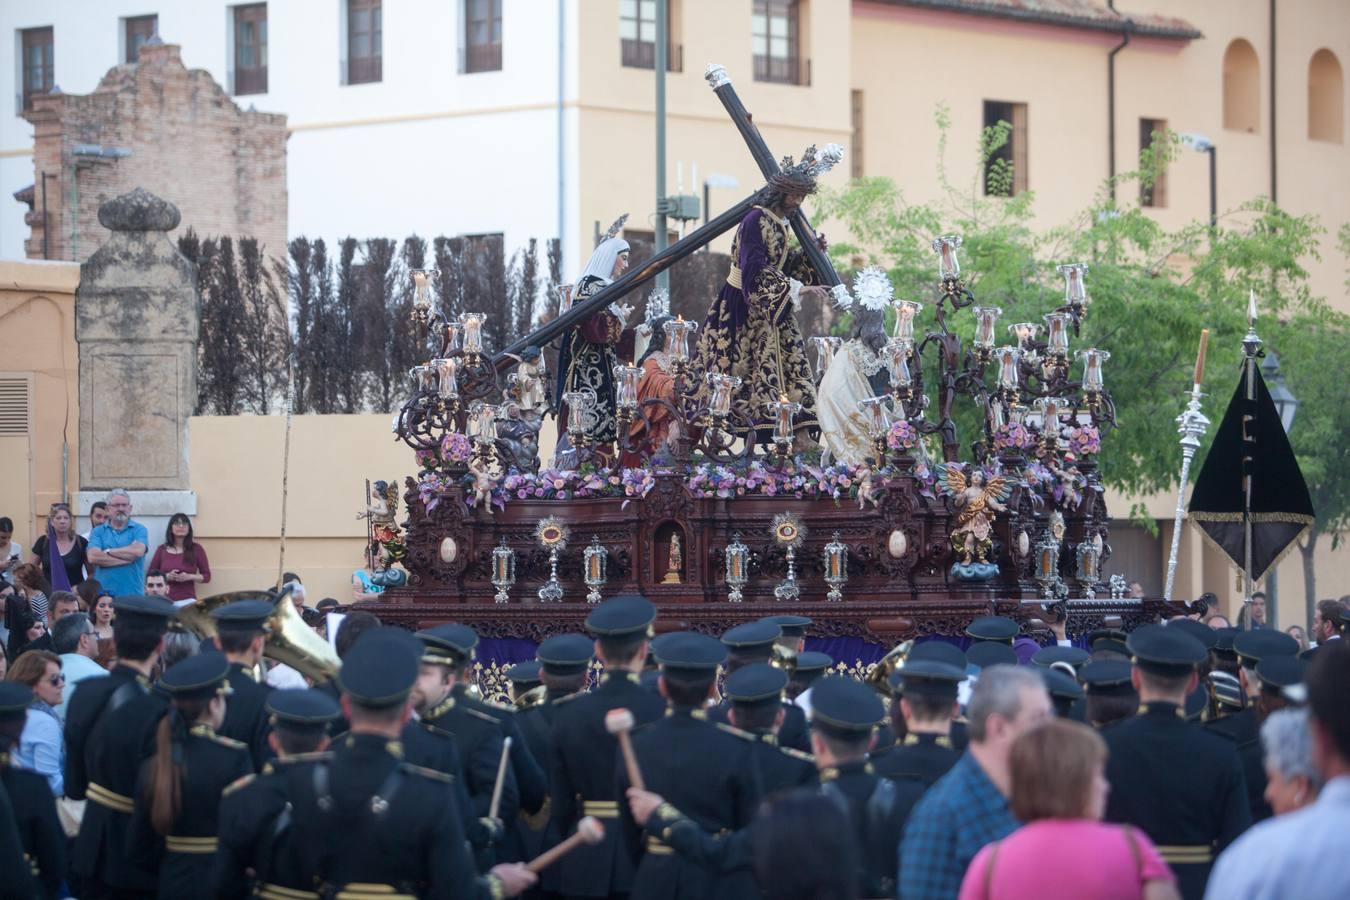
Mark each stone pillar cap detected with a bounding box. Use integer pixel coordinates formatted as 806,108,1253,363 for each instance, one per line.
98,188,181,232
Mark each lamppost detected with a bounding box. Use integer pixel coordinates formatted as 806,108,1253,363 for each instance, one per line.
1261,351,1298,627
1180,133,1217,231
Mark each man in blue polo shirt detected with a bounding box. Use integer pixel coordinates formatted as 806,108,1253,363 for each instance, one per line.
86,488,149,597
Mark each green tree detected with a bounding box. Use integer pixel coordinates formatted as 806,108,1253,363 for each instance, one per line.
816,107,1337,609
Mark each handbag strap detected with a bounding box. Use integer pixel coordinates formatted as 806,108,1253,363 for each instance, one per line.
1122,825,1143,879
982,839,1003,900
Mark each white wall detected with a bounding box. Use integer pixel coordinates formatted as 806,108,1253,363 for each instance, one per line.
0,0,581,265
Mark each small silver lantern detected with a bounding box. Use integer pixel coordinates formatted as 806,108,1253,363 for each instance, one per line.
491,539,515,604
583,537,608,604
823,531,848,603
1076,540,1100,595
1035,533,1062,600
725,532,750,603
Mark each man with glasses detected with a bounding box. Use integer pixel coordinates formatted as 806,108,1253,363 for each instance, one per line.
85,489,148,598
53,612,104,720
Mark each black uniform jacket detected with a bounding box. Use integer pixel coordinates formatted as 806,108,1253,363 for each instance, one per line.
128,725,253,900
1103,702,1252,900
64,664,168,893
548,672,667,898
0,756,64,900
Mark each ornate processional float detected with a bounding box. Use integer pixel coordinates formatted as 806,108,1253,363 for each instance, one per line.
362,65,1173,646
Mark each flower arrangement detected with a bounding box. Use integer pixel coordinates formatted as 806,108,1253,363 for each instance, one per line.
443,432,473,464
1067,425,1101,457
992,422,1035,452
886,420,919,451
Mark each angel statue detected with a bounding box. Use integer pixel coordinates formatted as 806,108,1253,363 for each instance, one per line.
358,480,407,581
936,464,1012,581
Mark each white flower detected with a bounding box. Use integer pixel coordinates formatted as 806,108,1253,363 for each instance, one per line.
852,266,895,312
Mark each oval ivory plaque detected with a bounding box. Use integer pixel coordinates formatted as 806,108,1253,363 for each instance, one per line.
439,536,458,563
887,530,908,558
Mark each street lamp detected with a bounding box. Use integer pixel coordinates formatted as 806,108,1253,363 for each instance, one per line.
1260,350,1298,628
1262,351,1298,433
1180,132,1217,231
702,173,739,227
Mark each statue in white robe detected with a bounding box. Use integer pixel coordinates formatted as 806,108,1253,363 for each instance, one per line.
817,308,891,467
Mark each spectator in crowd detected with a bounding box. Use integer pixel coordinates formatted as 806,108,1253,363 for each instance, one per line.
86,488,149,598
899,665,1053,900
5,565,52,660
0,516,22,586
30,503,87,590
1284,625,1309,653
750,791,859,900
285,580,308,615
1207,615,1232,629
959,718,1179,900
158,631,200,672
4,649,64,795
1311,599,1345,646
1258,708,1321,817
75,577,100,612
352,549,386,602
53,611,105,720
143,570,171,600
48,592,79,627
0,644,7,680
81,501,108,540
1205,641,1350,898
148,513,211,604
1236,593,1267,631
88,589,117,669
1129,582,1145,600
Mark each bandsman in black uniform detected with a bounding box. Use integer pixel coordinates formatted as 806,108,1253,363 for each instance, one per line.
616,632,764,900
64,594,177,899
128,653,253,899
419,625,547,844
1164,617,1219,722
515,633,593,900
1209,629,1299,824
708,621,810,752
757,613,811,660
1043,668,1086,720
548,595,666,899
1078,659,1137,728
871,658,962,786
1102,624,1250,900
283,626,536,898
213,688,341,900
718,664,816,795
508,660,546,709
1087,628,1131,660
785,649,831,705
210,599,276,770
630,675,918,899
0,683,64,900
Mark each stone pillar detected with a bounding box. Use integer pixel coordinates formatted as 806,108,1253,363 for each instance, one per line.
75,188,199,537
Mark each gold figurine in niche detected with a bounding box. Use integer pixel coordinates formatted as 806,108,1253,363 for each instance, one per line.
662,532,683,584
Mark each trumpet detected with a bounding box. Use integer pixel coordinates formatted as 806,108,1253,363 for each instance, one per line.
865,640,914,697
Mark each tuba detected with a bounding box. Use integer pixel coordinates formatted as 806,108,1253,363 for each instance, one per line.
512,684,548,711
770,642,799,677
178,588,341,684
865,640,914,697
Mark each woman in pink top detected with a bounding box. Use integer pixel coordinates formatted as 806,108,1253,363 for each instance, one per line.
959,718,1179,900
148,513,211,603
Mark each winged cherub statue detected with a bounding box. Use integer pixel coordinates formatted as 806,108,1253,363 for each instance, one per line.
936,465,1012,576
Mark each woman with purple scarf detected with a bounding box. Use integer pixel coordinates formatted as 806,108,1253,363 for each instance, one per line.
29,503,86,591
690,146,834,444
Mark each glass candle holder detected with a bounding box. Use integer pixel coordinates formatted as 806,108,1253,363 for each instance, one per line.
1077,348,1109,394
663,316,698,361
442,319,464,354
886,339,913,389
972,307,1002,349
583,537,608,604
461,312,486,355
1043,313,1070,357
1008,404,1028,425
471,403,500,443
823,531,848,603
725,532,749,603
1034,396,1067,438
767,394,802,444
556,284,575,314
1008,322,1040,350
992,346,1021,390
432,357,460,400
892,300,924,341
613,364,642,411
932,235,963,279
810,336,842,380
1058,263,1090,307
562,390,595,438
491,540,515,604
987,400,1006,431
707,373,743,417
858,395,894,438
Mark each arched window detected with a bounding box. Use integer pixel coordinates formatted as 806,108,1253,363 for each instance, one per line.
1308,49,1344,143
1223,39,1261,133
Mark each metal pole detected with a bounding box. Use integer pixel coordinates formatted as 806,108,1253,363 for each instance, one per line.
557,0,565,263
654,0,668,292
1215,146,1225,230
703,181,710,229
1164,330,1210,603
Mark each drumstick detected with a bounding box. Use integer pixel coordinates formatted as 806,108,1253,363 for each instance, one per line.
488,736,512,821
605,708,644,791
527,817,605,873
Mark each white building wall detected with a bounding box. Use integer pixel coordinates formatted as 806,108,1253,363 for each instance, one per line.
0,0,582,266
